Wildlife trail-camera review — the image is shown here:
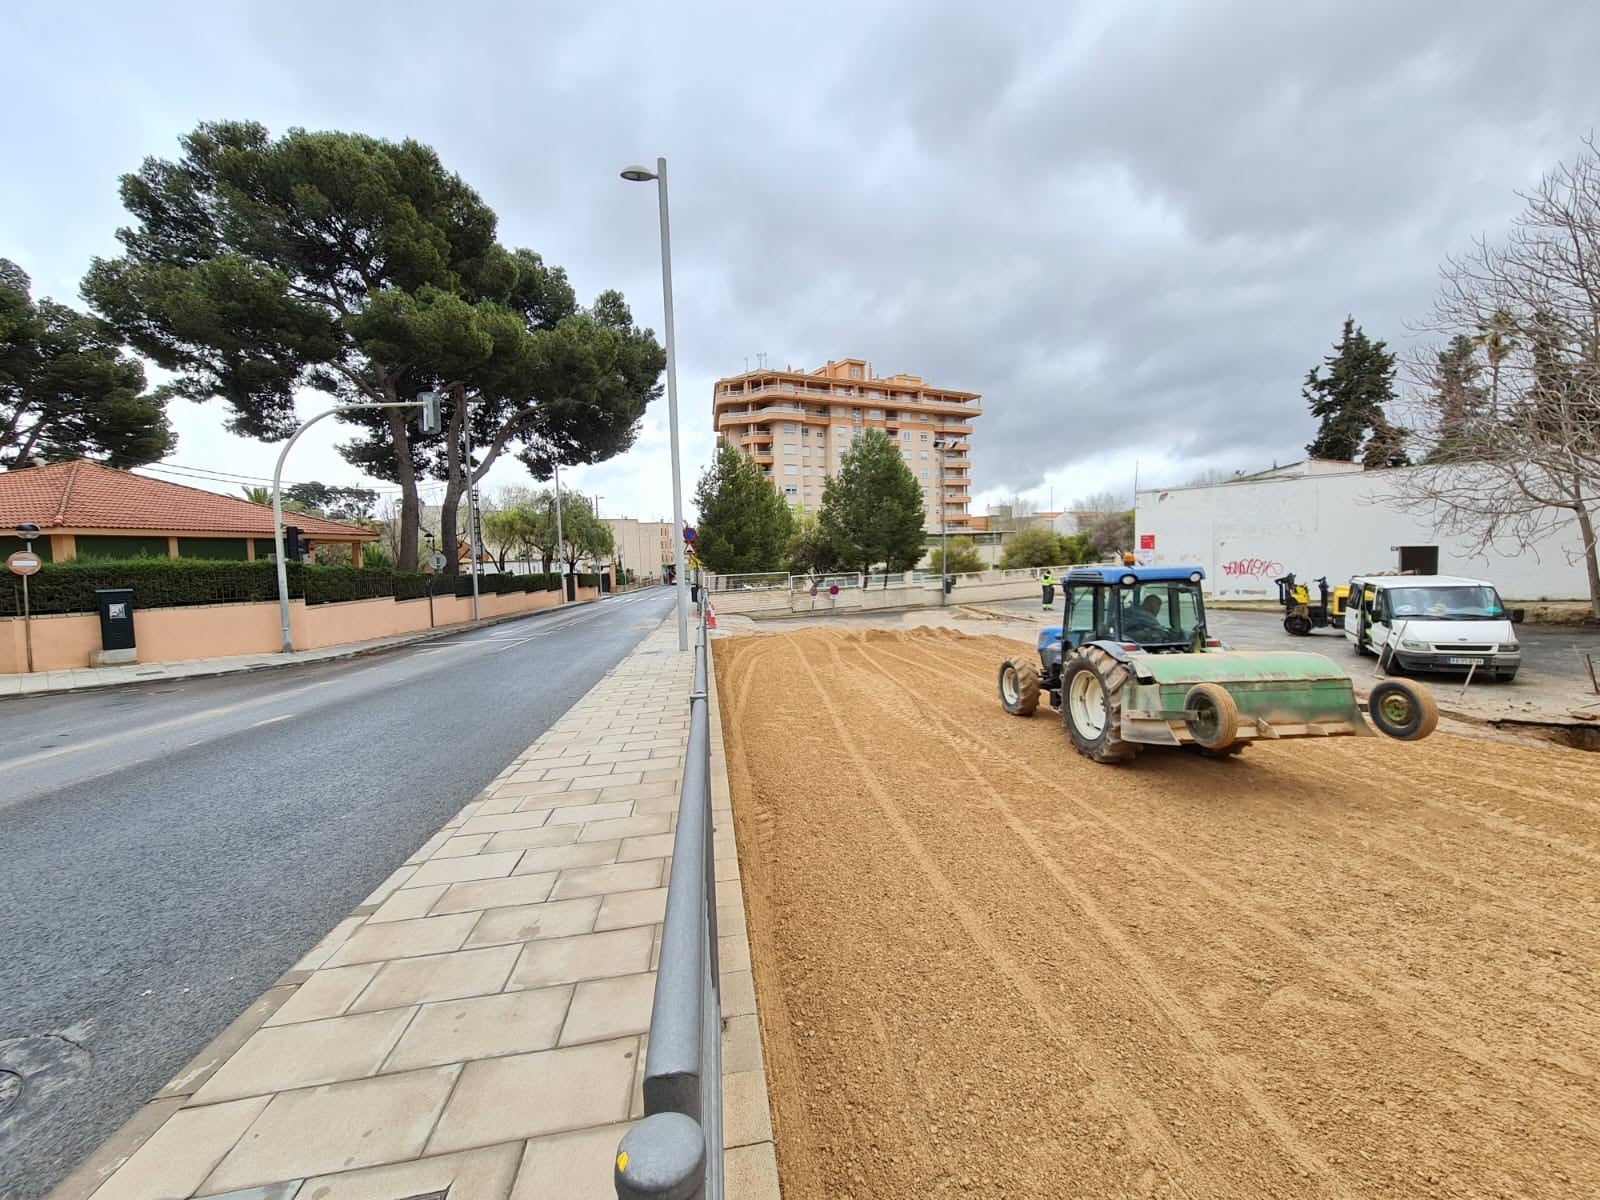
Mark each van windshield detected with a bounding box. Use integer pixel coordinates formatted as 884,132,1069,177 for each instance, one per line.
1385,585,1505,620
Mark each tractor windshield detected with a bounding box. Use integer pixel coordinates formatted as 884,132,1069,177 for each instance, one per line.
1117,581,1206,648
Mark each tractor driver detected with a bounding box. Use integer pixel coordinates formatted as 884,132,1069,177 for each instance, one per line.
1122,592,1168,640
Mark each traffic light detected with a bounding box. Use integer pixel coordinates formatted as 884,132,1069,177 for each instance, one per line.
285,525,303,561
418,390,442,436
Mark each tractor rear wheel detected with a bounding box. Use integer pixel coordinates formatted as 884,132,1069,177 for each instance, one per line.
1184,683,1241,750
1368,680,1440,741
1061,647,1138,764
998,658,1041,716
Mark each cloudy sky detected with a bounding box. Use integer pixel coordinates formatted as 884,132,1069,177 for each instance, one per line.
5,0,1597,521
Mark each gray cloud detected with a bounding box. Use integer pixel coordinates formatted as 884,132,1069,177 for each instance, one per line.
6,0,1598,516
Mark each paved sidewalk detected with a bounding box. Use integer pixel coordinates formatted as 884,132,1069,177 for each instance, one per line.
53,616,780,1200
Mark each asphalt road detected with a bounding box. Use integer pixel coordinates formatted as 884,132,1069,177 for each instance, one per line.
977,597,1600,686
0,588,676,1200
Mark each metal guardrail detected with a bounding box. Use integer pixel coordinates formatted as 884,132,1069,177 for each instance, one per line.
615,597,723,1200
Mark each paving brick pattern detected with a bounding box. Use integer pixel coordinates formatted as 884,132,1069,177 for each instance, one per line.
62,618,780,1200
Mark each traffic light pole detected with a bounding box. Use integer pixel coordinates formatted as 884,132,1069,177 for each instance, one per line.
273,398,431,653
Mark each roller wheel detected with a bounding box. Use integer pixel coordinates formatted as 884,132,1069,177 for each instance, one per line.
1184,683,1241,750
998,658,1041,716
1284,614,1314,636
1061,647,1139,764
1368,680,1439,741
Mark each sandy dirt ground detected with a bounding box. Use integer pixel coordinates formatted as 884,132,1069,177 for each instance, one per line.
715,626,1600,1200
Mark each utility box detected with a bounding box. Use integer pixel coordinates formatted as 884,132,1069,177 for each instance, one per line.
91,588,138,667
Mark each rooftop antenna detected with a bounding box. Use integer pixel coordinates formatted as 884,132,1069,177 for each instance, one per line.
756,352,767,370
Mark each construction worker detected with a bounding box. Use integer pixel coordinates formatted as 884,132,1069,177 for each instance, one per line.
1041,569,1055,610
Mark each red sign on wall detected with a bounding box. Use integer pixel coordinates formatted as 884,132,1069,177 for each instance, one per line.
1138,533,1156,551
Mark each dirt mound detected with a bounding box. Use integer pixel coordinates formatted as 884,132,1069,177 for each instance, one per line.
716,627,1600,1200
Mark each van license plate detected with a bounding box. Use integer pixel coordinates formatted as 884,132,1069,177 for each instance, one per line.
1447,657,1485,666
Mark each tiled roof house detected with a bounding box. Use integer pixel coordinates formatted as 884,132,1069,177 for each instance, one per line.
0,461,379,565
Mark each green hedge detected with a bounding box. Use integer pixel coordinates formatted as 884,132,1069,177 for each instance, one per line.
1,558,460,616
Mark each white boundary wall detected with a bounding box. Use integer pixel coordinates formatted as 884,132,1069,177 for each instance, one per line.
1136,463,1590,601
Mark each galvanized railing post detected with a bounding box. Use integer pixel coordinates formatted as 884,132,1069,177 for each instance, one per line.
616,591,722,1200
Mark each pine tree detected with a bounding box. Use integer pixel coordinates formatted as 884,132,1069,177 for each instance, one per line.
1304,316,1402,463
692,441,794,574
817,429,926,579
1422,334,1488,464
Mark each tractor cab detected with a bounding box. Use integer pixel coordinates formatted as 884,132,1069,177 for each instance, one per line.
1039,566,1215,673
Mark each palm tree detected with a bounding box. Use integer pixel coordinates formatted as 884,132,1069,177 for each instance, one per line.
1473,308,1517,418
240,485,272,505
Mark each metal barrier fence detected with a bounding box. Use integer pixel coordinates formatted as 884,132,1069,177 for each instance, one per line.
614,597,723,1200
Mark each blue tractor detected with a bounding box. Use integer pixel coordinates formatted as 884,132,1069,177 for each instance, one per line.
997,564,1437,763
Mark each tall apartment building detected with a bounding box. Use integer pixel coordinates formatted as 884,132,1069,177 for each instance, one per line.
711,357,981,532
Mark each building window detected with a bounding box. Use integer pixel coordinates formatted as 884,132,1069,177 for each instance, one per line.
802,426,810,437
783,422,796,432
920,432,929,441
835,426,849,438
868,409,883,420
850,366,861,378
784,486,798,496
802,445,811,457
784,443,797,454
803,466,812,476
784,464,797,475
921,470,930,479
920,451,929,460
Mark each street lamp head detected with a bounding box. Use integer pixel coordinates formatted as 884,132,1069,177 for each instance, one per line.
620,165,658,182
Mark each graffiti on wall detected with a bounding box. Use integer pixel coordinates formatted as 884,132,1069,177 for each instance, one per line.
1220,557,1283,579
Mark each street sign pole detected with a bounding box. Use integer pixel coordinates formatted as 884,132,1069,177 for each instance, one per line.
20,571,32,673
10,525,42,673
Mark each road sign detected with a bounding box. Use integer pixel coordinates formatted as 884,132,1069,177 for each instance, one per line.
682,526,697,543
428,552,448,571
1139,533,1156,551
828,584,839,596
7,551,41,576
809,586,818,597
14,522,39,542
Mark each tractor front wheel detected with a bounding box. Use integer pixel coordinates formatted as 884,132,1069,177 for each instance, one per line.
998,658,1041,716
1061,648,1138,764
1184,683,1241,750
1284,614,1313,636
1368,680,1440,741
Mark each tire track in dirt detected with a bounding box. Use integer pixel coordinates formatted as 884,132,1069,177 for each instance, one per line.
805,638,1340,1185
719,626,1600,1198
848,631,1600,1131
875,633,1600,945
784,635,1227,1195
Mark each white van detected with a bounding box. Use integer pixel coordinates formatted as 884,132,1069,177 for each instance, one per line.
1344,574,1523,681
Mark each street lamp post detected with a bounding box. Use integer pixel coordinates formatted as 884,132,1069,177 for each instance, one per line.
622,158,689,652
933,437,949,606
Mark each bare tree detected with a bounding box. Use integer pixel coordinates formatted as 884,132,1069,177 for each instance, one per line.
987,494,1039,533
1396,139,1600,616
1182,467,1246,487
1070,490,1131,532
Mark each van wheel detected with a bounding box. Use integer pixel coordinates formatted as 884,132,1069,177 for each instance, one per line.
1368,680,1439,741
